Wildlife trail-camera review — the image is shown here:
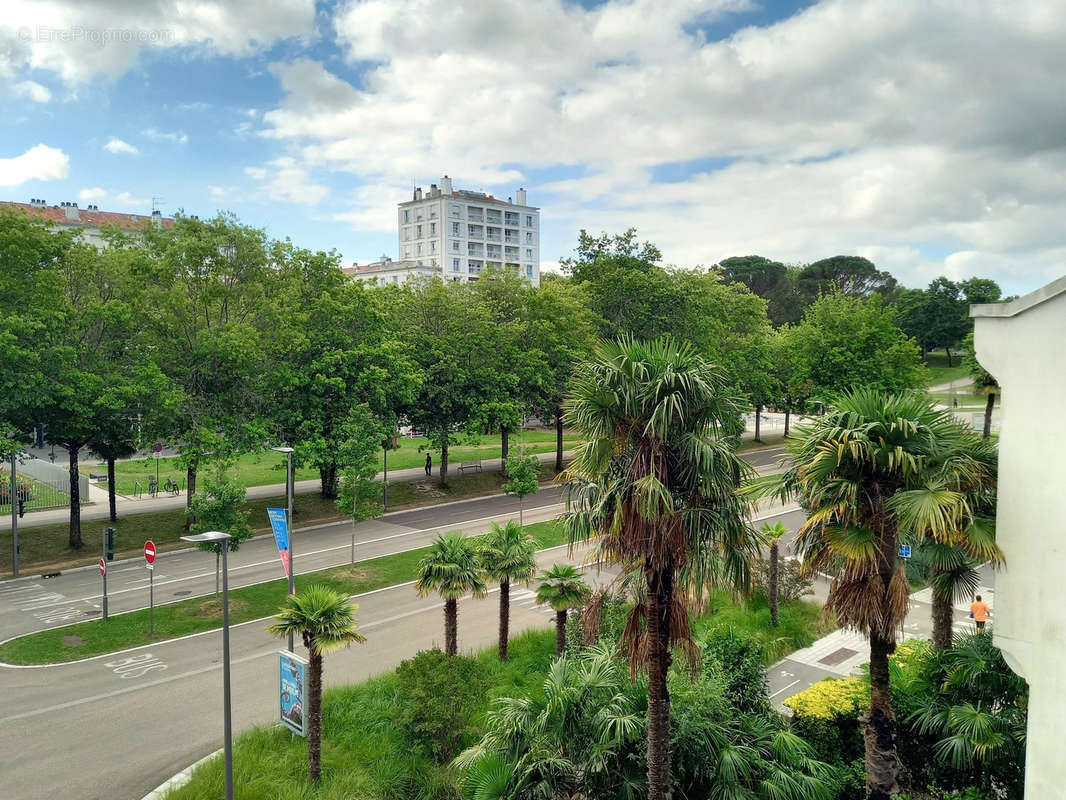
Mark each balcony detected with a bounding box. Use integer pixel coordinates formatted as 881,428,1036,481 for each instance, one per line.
504,212,519,226
505,247,519,258
485,210,502,224
504,232,519,244
487,246,502,258
467,208,484,222
467,225,484,239
468,245,484,257
486,227,501,242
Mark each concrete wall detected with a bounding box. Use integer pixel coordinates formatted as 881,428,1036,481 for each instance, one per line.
972,275,1066,798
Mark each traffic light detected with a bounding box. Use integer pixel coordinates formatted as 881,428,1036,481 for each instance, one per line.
106,528,116,560
34,423,46,449
17,497,25,518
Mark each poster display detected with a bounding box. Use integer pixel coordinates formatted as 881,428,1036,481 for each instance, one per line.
279,651,307,737
267,507,292,579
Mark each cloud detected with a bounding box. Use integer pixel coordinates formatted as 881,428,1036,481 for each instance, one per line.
78,187,107,201
244,157,328,205
1,0,316,86
0,143,69,185
209,185,229,200
12,80,51,102
104,137,138,155
142,128,188,144
113,191,148,207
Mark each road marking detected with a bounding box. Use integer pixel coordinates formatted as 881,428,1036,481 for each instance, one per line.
105,653,167,679
769,679,801,699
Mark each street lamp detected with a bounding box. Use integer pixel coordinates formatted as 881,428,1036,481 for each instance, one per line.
271,445,296,652
181,530,233,800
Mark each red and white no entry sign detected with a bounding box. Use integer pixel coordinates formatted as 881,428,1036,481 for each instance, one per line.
99,558,106,576
144,540,157,565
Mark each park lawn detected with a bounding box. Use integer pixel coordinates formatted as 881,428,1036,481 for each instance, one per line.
927,388,998,410
923,350,971,387
99,429,584,496
162,592,830,800
0,463,565,577
0,521,565,666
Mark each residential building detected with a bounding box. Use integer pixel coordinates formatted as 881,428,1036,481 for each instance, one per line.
0,198,174,246
343,256,435,285
395,175,540,285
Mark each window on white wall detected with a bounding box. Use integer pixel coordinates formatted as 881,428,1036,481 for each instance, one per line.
525,231,533,242
525,215,533,227
452,240,460,252
403,210,410,223
525,248,533,259
452,259,460,271
430,222,436,235
452,222,460,235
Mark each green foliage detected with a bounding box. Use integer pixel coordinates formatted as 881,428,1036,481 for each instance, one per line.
700,628,772,716
535,563,591,611
415,532,488,601
479,520,537,584
266,584,366,655
336,405,386,523
394,649,488,762
501,453,539,502
754,556,815,602
187,457,254,552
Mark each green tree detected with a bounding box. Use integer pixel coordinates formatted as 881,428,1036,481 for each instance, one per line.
502,452,540,525
762,521,787,628
963,331,998,438
798,255,897,300
415,532,487,655
187,456,254,595
750,390,996,798
335,405,387,559
716,254,805,326
267,585,366,782
563,337,757,800
479,520,538,660
536,563,591,656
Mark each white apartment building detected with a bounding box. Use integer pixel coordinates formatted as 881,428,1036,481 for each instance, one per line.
396,175,540,286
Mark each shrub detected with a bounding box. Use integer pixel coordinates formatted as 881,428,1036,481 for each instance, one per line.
700,628,772,716
783,676,866,766
753,556,814,602
784,676,867,719
394,649,487,762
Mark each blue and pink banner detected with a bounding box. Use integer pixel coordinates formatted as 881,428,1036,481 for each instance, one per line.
267,507,292,580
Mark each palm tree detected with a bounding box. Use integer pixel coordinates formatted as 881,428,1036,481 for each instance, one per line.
749,389,996,799
563,337,757,800
266,585,366,782
762,521,787,627
415,532,487,655
480,520,538,660
536,563,591,655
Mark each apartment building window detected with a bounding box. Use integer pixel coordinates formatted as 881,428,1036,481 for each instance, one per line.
403,228,410,241
526,265,533,278
416,224,422,238
525,231,533,243
468,206,484,222
526,248,533,259
452,222,460,235
416,243,422,255
430,241,436,254
403,210,410,223
430,222,436,235
452,258,461,271
452,240,461,252
525,215,533,227
504,211,519,226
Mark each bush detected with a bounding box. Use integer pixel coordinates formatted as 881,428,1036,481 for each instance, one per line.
394,649,488,762
700,628,772,716
753,556,814,602
783,676,866,766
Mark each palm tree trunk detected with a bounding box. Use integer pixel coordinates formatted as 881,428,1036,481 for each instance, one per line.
754,403,762,443
68,444,82,549
646,562,674,800
501,427,509,475
865,633,900,799
769,541,779,628
439,441,450,487
931,570,954,651
784,406,791,438
555,609,567,655
555,408,564,472
983,392,995,439
184,459,197,531
499,579,510,660
444,597,457,655
307,649,323,782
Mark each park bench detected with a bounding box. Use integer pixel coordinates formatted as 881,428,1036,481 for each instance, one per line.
89,472,108,483
458,461,483,474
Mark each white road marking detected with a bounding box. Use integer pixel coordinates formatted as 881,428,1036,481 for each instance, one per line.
769,679,801,699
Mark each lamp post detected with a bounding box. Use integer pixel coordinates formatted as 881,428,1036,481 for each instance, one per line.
181,530,233,800
271,445,295,651
10,452,18,578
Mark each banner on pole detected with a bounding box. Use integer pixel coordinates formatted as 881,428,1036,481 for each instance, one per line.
267,507,291,579
279,651,308,737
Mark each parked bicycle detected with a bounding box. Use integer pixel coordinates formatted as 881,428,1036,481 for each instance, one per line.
163,477,180,496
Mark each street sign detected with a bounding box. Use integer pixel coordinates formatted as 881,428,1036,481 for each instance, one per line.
152,442,163,454
279,651,308,737
99,558,106,575
144,540,157,565
267,507,292,579
898,544,912,559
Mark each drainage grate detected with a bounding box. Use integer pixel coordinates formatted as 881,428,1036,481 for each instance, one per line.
818,647,858,666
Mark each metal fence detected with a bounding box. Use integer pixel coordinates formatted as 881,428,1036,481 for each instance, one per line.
1,456,86,513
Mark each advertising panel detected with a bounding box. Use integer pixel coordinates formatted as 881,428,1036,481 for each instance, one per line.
279,650,307,737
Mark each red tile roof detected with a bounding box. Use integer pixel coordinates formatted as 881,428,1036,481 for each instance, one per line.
0,201,175,230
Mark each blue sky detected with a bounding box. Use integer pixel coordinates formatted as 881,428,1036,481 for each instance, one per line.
3,0,1065,296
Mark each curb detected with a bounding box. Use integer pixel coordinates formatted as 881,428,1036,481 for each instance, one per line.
140,749,221,800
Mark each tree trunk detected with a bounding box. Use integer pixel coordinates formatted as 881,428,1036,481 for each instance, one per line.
319,461,338,499
944,347,953,368
444,597,457,655
107,456,117,523
439,441,449,487
498,579,510,660
769,541,779,628
983,392,995,439
501,427,509,475
645,560,674,800
184,459,198,531
555,609,567,656
754,403,762,443
68,445,82,549
784,406,791,438
865,633,900,799
307,649,323,782
555,408,564,472
931,570,954,651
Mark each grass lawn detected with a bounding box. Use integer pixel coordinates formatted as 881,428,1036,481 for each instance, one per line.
0,462,564,577
923,350,970,387
97,430,584,496
738,434,788,452
162,591,829,800
927,388,997,410
0,521,565,665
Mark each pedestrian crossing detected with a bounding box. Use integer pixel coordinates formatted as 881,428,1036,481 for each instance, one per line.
509,588,556,617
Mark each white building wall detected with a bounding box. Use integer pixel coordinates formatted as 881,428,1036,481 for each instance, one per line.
972,276,1066,799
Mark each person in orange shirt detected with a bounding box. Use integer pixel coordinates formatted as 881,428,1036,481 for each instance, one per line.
970,595,991,631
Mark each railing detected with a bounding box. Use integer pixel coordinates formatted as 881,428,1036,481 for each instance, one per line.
504,214,519,225
485,213,502,223
467,212,484,222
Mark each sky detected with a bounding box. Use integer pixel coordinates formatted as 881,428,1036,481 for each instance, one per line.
2,0,1065,297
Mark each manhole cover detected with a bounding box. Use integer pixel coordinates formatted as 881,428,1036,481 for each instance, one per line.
818,647,858,666
62,635,84,646
174,590,192,596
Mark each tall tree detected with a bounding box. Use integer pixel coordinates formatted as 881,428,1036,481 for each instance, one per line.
798,255,897,300
563,337,757,800
267,586,366,782
535,563,591,656
415,532,487,655
715,254,804,326
750,390,993,798
501,452,539,525
762,521,787,628
479,520,538,660
963,331,999,438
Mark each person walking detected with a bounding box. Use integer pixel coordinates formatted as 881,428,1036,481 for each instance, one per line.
425,453,432,476
970,594,991,631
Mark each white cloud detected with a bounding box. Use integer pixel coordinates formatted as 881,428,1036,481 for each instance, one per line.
12,80,51,102
104,137,138,155
1,0,316,86
78,187,107,201
0,143,69,185
113,191,149,207
209,185,229,200
142,128,188,144
245,157,328,205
